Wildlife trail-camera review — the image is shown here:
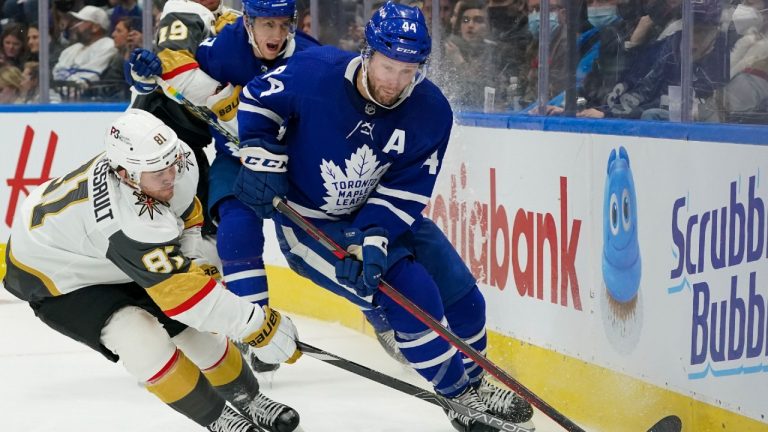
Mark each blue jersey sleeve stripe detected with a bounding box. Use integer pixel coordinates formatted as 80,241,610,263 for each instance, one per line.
239,102,284,125
375,185,430,204
366,198,415,226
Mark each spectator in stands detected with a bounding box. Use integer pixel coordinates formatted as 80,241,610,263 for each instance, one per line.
605,0,727,120
98,15,138,98
417,0,453,34
25,23,38,60
703,0,768,123
26,21,67,66
19,60,62,102
150,0,165,27
3,0,37,26
487,0,531,106
0,23,28,69
298,8,311,35
441,0,507,109
0,64,23,103
546,0,645,117
51,0,83,46
108,0,141,33
52,5,116,87
338,16,365,53
547,0,599,100
449,0,466,35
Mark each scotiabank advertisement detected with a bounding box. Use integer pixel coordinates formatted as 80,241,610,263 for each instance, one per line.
429,126,767,425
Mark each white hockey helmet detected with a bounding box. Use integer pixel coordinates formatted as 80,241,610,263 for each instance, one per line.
105,109,183,188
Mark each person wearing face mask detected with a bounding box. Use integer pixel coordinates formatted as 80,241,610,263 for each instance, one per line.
697,0,768,123
547,0,646,117
729,0,768,77
526,0,560,37
603,0,729,120
546,0,603,100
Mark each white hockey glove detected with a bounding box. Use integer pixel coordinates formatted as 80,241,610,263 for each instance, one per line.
240,305,301,364
206,84,240,138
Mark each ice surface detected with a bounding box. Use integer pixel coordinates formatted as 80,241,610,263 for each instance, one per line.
0,288,563,431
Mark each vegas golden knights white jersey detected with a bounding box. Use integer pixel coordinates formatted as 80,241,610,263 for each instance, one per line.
4,143,258,338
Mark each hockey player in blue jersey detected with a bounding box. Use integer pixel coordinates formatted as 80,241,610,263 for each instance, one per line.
127,0,321,374
233,2,534,431
195,0,317,327
194,0,320,373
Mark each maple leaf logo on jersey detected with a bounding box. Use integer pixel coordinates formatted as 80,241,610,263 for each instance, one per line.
133,191,167,219
320,145,390,215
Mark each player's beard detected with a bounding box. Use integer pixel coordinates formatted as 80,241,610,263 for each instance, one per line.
369,79,401,107
143,186,174,202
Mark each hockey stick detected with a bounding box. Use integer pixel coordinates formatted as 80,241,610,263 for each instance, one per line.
274,198,682,432
298,341,533,432
153,76,241,145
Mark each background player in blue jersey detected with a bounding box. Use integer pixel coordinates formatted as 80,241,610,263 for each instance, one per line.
127,0,320,374
233,2,534,431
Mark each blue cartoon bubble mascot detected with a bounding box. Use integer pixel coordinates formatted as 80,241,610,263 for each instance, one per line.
602,146,641,303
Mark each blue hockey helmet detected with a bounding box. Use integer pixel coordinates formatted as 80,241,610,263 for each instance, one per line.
242,0,296,18
364,1,431,64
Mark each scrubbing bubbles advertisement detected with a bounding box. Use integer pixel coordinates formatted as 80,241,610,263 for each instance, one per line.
427,126,768,427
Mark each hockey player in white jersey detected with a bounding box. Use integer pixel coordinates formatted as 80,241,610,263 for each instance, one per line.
126,0,243,244
127,0,323,375
3,109,301,432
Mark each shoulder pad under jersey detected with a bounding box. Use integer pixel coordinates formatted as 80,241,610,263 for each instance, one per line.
160,0,215,34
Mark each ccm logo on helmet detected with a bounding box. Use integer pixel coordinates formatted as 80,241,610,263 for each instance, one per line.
396,47,418,54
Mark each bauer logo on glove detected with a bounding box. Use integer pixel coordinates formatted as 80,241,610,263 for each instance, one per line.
246,306,280,347
216,98,239,119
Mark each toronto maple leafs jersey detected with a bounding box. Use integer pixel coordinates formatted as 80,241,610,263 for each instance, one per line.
238,46,453,241
3,144,256,339
197,18,320,88
196,19,320,156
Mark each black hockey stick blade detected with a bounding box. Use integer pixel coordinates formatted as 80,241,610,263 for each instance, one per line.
298,341,533,432
646,415,682,432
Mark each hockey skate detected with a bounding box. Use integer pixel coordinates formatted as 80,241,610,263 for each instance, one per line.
244,391,300,432
235,340,281,374
208,405,264,432
445,387,500,432
476,376,535,426
374,329,409,365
